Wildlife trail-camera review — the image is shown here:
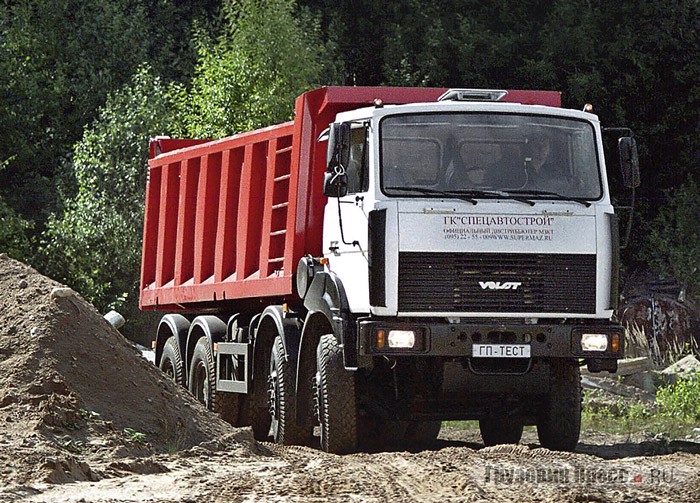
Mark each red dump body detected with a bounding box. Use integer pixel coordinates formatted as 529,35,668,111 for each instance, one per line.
139,87,561,311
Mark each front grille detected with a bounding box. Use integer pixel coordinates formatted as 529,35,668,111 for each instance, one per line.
398,252,596,314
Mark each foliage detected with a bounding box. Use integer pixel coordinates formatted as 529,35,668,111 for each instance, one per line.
0,0,151,221
40,68,179,311
0,196,33,259
657,375,700,422
642,179,700,299
39,0,330,315
123,427,148,444
0,0,216,262
180,0,329,138
581,387,697,440
58,437,85,453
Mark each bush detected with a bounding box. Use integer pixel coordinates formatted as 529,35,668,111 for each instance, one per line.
40,68,179,311
0,196,33,260
180,0,327,138
657,376,700,421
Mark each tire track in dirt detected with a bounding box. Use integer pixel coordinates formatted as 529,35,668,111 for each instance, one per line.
5,439,699,503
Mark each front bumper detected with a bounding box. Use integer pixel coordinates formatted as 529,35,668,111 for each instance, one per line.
357,318,623,369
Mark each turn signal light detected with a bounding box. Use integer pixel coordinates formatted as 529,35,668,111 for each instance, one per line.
376,329,386,349
611,333,620,353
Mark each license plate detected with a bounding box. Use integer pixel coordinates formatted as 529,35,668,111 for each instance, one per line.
472,344,531,358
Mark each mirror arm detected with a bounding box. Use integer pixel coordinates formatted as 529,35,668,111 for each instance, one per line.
603,127,634,138
336,197,360,248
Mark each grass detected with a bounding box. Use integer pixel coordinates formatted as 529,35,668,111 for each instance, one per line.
624,321,698,367
157,418,190,454
59,437,85,453
445,370,700,442
582,321,700,440
123,427,148,444
443,420,480,431
582,373,700,440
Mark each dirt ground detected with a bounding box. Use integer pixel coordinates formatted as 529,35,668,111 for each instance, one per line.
1,255,699,503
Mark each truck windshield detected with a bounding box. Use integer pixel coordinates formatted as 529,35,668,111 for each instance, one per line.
380,113,602,201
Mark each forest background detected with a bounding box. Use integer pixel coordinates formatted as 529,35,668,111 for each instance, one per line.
0,0,697,338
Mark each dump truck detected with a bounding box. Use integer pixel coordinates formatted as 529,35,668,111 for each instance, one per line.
141,86,640,453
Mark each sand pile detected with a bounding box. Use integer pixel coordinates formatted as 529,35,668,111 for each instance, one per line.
0,255,252,485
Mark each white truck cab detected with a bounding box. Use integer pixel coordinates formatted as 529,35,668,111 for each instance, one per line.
319,89,639,451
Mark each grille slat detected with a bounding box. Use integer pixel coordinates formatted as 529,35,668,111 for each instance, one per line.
398,252,596,314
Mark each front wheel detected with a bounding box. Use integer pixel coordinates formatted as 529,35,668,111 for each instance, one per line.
315,334,358,454
537,361,582,451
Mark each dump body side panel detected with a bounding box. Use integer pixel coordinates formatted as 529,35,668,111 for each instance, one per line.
140,123,298,310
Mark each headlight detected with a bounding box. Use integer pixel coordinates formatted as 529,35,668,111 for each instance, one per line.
373,327,426,352
580,333,608,352
388,330,416,349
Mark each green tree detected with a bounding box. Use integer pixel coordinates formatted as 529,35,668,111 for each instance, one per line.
0,0,152,222
41,0,330,318
181,0,329,137
41,68,180,311
0,0,218,262
0,196,33,260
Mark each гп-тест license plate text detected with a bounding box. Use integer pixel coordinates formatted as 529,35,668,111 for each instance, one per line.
472,344,531,358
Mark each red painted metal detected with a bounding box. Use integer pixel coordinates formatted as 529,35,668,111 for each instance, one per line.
140,86,561,311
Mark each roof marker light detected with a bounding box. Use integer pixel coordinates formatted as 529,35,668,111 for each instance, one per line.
438,89,508,102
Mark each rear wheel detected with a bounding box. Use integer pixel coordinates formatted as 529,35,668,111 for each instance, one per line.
479,417,524,446
269,336,313,445
315,334,358,454
189,337,216,410
160,335,185,386
537,361,581,451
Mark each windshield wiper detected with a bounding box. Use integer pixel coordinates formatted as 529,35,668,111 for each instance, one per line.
505,189,592,207
387,187,538,206
386,186,477,205
449,189,536,206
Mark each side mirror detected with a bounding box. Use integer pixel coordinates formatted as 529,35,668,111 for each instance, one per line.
618,137,640,188
324,122,351,198
323,170,348,197
326,123,351,172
